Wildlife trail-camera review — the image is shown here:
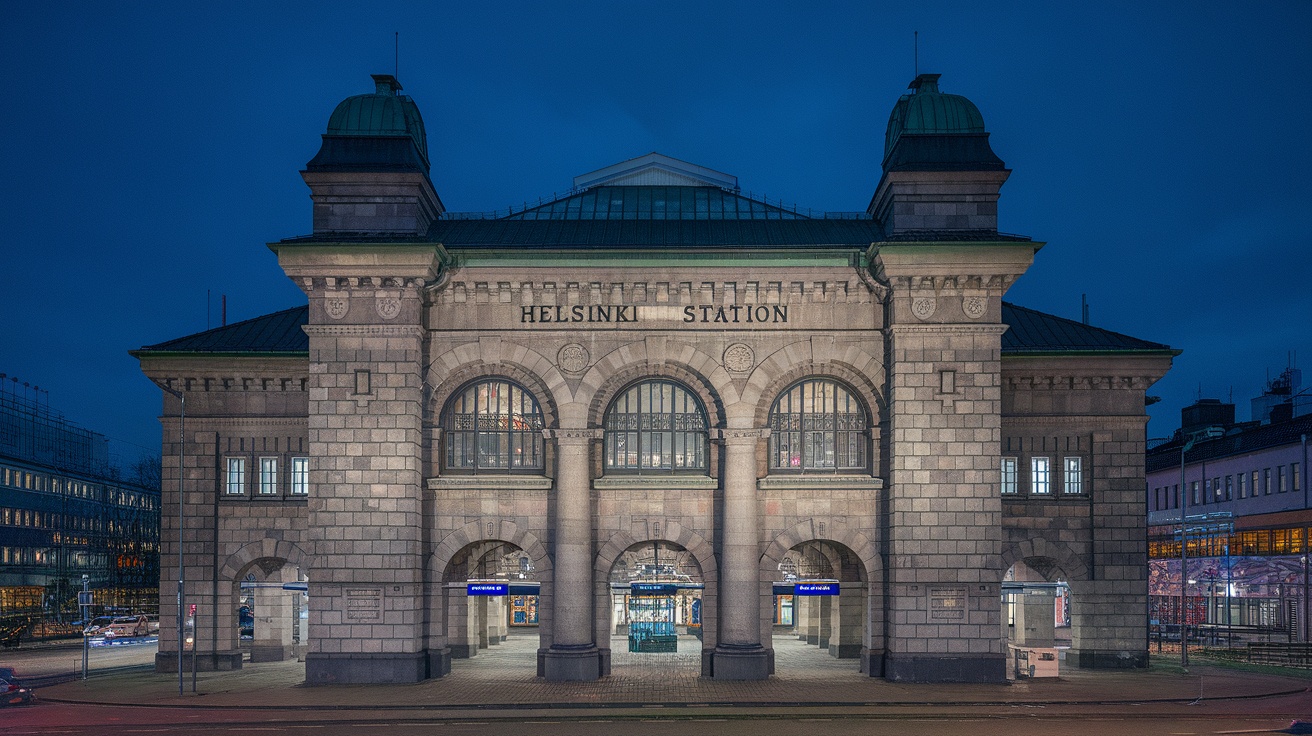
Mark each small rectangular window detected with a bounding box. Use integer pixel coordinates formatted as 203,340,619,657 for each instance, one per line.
291,457,309,495
1264,468,1272,495
354,369,371,395
1173,484,1180,509
225,457,246,496
259,457,278,495
1001,457,1018,494
1278,466,1288,493
1294,462,1302,493
1238,472,1247,499
1191,480,1201,505
1063,457,1083,494
1213,476,1222,500
1253,470,1261,498
1224,475,1233,501
1031,457,1051,495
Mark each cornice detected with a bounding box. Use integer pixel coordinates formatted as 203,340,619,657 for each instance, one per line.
593,475,718,491
302,324,426,338
1004,375,1154,391
426,475,552,492
151,376,308,393
431,278,877,307
757,475,884,491
889,324,1008,336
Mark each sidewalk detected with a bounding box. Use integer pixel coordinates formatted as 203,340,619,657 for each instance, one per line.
35,634,1312,712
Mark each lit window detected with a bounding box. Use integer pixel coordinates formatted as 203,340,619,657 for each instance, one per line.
443,379,545,473
604,380,708,473
768,379,867,472
259,458,278,495
1063,457,1083,494
1001,457,1018,494
1295,462,1302,493
1031,457,1051,494
1238,472,1247,499
1224,475,1233,501
1278,466,1288,493
225,458,246,495
1264,468,1272,495
290,457,309,495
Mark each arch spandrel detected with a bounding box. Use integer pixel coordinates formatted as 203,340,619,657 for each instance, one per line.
428,520,553,584
593,521,718,582
424,340,567,427
759,519,879,582
578,340,736,428
743,341,888,428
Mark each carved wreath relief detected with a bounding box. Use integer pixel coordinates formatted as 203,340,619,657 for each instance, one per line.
962,296,987,320
324,292,349,320
375,294,402,320
557,343,590,374
723,343,755,373
911,297,937,320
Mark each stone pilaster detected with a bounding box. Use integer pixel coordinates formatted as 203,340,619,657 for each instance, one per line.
543,431,601,681
876,242,1034,683
711,430,770,679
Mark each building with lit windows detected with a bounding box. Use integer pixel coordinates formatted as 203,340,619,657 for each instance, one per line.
0,376,160,643
133,73,1176,684
1147,373,1311,643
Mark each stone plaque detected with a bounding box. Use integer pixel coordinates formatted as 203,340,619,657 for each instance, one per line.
929,586,967,620
345,588,382,621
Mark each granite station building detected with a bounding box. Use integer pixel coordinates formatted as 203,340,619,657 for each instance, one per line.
134,73,1176,685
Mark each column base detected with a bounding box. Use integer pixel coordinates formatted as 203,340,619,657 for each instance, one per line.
449,643,477,659
428,647,452,678
249,643,292,663
154,650,243,673
542,644,602,681
709,644,771,680
859,647,885,676
883,652,1006,683
828,642,862,659
305,652,427,685
1073,648,1147,669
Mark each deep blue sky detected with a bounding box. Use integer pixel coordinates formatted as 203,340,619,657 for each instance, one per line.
3,2,1309,462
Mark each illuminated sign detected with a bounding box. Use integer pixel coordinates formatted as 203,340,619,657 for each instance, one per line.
793,581,839,596
467,582,508,596
631,583,678,594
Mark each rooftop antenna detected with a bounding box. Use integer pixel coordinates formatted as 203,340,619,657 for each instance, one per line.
914,31,919,78
1081,293,1089,325
395,31,399,81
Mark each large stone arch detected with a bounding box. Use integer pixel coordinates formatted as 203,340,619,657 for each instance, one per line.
219,538,312,582
576,340,737,428
1001,536,1090,586
743,342,888,429
592,522,720,651
759,518,880,581
424,339,567,426
429,519,554,581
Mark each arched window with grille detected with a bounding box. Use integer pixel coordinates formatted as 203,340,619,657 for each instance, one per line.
443,379,545,473
768,379,867,472
604,380,708,473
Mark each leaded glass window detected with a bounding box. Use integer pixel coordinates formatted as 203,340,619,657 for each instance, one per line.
443,380,545,473
604,381,708,472
768,379,867,472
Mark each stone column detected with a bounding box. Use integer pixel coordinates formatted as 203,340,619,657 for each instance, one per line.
543,432,600,680
817,597,833,649
250,566,295,663
712,430,770,679
796,596,812,641
830,586,864,658
446,589,476,659
476,596,490,649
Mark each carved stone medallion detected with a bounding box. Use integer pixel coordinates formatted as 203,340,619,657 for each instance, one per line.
962,296,987,320
723,343,755,373
375,294,402,320
557,343,590,374
324,292,349,320
911,296,937,320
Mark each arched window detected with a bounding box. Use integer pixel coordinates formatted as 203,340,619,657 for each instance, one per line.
768,379,867,472
604,380,708,473
443,379,545,473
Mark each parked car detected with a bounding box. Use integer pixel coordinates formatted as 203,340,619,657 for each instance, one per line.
81,616,115,636
102,615,149,639
0,676,32,703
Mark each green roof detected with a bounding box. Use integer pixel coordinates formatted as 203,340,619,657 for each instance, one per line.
309,75,429,172
884,74,986,154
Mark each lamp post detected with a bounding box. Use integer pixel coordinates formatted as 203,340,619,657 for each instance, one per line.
155,382,187,696
1179,438,1195,667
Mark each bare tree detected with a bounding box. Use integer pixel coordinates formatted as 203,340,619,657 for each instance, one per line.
129,453,162,490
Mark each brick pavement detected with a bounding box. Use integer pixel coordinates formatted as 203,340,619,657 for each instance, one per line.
35,632,1312,710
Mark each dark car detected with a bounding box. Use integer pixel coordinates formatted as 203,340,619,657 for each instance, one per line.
0,676,33,706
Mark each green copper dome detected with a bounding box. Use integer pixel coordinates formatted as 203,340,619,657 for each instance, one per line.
884,74,986,156
324,74,428,166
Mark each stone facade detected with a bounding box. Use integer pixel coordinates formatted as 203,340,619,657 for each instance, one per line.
135,74,1175,685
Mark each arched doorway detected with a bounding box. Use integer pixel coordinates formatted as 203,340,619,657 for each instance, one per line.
1003,558,1074,678
772,540,867,670
441,540,541,669
232,558,308,664
606,540,705,668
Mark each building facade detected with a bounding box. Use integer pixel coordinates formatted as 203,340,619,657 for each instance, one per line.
1147,386,1310,643
134,73,1175,684
0,376,161,642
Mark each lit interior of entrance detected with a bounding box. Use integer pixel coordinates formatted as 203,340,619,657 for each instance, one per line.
1002,560,1071,679
444,542,539,666
773,541,866,669
608,541,703,657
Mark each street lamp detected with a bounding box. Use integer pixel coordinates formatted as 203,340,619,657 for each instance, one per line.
1178,437,1195,667
154,382,188,696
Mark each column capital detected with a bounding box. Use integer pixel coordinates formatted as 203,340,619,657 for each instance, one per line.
549,428,602,445
719,428,764,445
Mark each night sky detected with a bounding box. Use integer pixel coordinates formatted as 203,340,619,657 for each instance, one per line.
3,2,1309,462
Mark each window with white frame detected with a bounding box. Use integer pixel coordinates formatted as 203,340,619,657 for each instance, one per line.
1001,457,1018,494
290,457,309,495
1278,466,1288,493
259,457,278,495
1238,472,1247,499
1063,456,1083,494
225,457,246,495
1031,457,1051,494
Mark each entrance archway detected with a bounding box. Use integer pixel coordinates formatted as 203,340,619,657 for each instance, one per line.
1003,558,1076,678
219,540,311,668
771,540,868,671
440,540,541,670
605,540,705,668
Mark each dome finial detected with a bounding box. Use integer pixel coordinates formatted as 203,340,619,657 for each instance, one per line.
909,73,941,94
372,73,402,96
